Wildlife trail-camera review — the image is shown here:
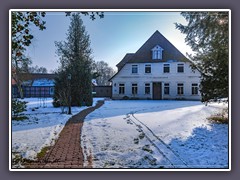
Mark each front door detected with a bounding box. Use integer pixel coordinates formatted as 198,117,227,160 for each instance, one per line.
153,82,162,100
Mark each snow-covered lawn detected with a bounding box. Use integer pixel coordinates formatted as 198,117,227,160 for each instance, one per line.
11,98,103,162
11,98,229,169
81,100,229,169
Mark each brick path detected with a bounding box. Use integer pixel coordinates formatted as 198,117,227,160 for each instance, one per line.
26,100,104,169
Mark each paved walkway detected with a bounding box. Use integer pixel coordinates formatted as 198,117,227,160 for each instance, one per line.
26,100,104,169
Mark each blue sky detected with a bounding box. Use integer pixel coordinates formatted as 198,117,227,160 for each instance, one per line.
26,11,192,72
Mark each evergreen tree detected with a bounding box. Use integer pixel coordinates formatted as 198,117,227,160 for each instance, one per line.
175,12,229,102
54,13,93,107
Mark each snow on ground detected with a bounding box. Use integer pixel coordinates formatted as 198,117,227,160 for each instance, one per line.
11,97,104,161
81,100,229,169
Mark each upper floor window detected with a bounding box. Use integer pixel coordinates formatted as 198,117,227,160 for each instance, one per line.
177,63,184,73
145,64,151,73
163,64,170,73
132,65,138,74
151,45,164,60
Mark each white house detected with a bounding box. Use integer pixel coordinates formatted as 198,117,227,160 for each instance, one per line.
110,30,201,100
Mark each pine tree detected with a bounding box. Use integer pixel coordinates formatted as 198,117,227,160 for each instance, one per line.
54,13,93,107
175,12,229,102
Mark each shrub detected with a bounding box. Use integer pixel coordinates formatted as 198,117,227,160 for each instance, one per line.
12,98,28,120
208,108,228,124
208,116,228,124
122,96,129,100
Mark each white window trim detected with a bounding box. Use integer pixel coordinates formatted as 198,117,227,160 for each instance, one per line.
191,83,199,95
151,45,164,60
132,64,138,74
132,83,138,95
164,82,170,95
145,64,152,74
163,63,170,73
177,63,185,73
144,83,151,94
119,83,125,95
177,83,184,95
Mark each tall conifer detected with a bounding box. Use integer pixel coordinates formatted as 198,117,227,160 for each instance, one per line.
54,13,93,107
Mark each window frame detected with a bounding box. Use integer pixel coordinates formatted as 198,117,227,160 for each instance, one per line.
192,83,199,95
132,65,138,74
177,83,184,95
119,83,125,94
145,64,152,74
163,64,170,73
164,83,170,95
145,83,150,94
177,63,184,73
132,83,138,95
152,45,163,60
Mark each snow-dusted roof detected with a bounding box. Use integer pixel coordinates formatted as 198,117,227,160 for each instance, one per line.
32,79,55,87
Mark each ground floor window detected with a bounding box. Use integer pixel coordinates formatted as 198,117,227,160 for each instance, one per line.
119,84,125,94
145,83,150,94
132,83,138,95
177,83,184,95
192,83,198,95
164,83,170,95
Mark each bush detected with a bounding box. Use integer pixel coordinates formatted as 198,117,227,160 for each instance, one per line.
208,108,228,124
208,116,228,124
52,97,61,107
122,96,129,100
12,98,28,120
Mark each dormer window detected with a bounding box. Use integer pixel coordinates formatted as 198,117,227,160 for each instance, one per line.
151,45,164,60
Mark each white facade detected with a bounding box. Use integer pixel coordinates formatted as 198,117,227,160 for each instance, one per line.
111,62,201,100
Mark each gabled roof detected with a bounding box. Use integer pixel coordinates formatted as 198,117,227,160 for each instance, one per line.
127,30,188,63
116,53,134,70
109,30,190,81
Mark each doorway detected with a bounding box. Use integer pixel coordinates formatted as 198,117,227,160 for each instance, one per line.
153,82,162,100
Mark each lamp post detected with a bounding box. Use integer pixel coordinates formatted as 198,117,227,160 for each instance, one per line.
67,73,72,114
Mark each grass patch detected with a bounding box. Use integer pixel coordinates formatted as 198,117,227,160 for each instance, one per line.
208,116,228,124
36,146,51,160
208,108,228,124
12,153,35,168
12,116,29,121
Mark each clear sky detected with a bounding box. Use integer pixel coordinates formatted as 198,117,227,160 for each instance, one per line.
26,11,192,72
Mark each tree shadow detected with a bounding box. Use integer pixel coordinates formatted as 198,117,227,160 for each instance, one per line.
168,124,229,168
